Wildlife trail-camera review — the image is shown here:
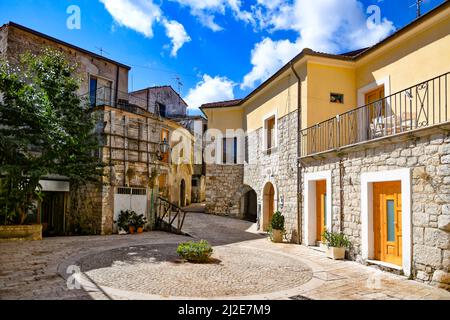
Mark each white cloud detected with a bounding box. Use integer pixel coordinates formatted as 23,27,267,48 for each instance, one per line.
100,0,191,56
99,0,162,38
170,0,253,31
242,0,396,89
241,38,301,89
185,74,235,109
162,19,192,57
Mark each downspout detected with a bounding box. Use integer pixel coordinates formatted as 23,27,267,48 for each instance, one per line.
114,65,120,106
290,62,302,245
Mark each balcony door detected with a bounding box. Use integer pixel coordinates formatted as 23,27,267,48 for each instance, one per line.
365,87,386,138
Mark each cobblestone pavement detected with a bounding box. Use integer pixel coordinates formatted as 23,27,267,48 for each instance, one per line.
0,211,449,300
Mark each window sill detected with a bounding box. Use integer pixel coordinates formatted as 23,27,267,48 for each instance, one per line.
263,147,278,155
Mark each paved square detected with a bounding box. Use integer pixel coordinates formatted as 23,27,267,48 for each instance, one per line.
0,212,449,300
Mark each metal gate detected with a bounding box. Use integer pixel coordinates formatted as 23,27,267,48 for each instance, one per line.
114,187,148,231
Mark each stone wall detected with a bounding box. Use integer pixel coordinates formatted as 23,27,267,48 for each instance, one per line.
205,164,244,216
0,25,7,60
67,182,104,235
302,131,450,288
244,111,299,242
131,86,187,117
3,24,129,96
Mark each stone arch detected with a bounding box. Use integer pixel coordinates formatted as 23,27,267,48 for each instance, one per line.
239,186,258,222
261,180,278,231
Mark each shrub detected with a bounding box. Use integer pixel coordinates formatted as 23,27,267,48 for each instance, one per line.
270,211,285,231
130,212,147,229
322,231,351,248
116,210,132,231
177,240,213,263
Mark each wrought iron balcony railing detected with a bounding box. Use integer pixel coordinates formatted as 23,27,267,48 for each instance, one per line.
81,87,153,115
300,72,449,157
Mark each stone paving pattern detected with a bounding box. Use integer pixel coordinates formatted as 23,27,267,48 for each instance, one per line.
0,211,449,300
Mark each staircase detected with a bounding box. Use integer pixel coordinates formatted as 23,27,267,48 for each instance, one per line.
156,197,188,235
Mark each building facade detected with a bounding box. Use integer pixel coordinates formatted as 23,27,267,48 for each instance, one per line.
202,2,450,288
0,22,195,236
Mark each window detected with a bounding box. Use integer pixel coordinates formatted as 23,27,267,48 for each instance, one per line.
158,103,167,118
264,115,277,153
160,129,170,163
222,137,237,164
192,178,198,187
330,93,344,104
89,76,98,107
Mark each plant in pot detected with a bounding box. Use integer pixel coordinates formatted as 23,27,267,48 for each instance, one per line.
270,211,285,243
131,212,147,234
177,240,213,263
116,210,132,235
322,231,351,260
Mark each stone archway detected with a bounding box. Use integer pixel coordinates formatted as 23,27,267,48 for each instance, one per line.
241,189,258,222
262,182,275,231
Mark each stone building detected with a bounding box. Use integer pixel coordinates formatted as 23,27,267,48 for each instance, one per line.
131,86,207,204
131,86,188,118
0,22,194,235
202,2,450,288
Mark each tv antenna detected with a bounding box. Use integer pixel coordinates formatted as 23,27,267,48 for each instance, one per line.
95,47,110,57
174,76,183,95
410,0,424,18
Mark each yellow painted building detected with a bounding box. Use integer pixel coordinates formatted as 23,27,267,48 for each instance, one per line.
202,2,450,287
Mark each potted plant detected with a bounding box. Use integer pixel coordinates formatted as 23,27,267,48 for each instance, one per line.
131,212,147,234
177,240,213,263
115,210,132,235
270,211,285,243
322,231,351,260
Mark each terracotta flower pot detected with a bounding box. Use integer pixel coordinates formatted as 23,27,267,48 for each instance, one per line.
137,227,144,234
272,229,283,243
129,226,136,234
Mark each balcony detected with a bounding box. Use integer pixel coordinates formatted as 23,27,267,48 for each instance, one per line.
300,72,450,157
82,87,153,116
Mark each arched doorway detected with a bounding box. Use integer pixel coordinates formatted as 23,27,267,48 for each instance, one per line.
241,189,257,222
180,179,186,207
262,182,275,231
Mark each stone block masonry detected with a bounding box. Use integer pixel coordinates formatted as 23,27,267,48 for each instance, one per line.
245,112,299,242
205,111,299,242
205,164,244,217
302,131,450,289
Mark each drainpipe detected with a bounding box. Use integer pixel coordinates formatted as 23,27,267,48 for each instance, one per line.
114,65,120,106
290,62,302,245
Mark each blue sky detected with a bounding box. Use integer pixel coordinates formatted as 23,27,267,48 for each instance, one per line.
0,0,446,114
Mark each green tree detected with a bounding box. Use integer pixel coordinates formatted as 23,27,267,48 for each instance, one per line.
0,48,103,225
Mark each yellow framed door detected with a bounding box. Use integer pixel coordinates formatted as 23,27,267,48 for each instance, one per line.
316,180,327,242
373,182,402,266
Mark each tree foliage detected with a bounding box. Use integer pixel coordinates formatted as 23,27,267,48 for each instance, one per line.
0,48,103,225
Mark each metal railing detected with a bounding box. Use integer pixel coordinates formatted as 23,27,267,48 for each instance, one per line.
300,72,449,157
81,87,153,115
156,196,187,234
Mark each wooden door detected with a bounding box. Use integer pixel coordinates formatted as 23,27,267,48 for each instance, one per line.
316,180,327,242
365,87,385,120
373,182,402,266
263,183,275,231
